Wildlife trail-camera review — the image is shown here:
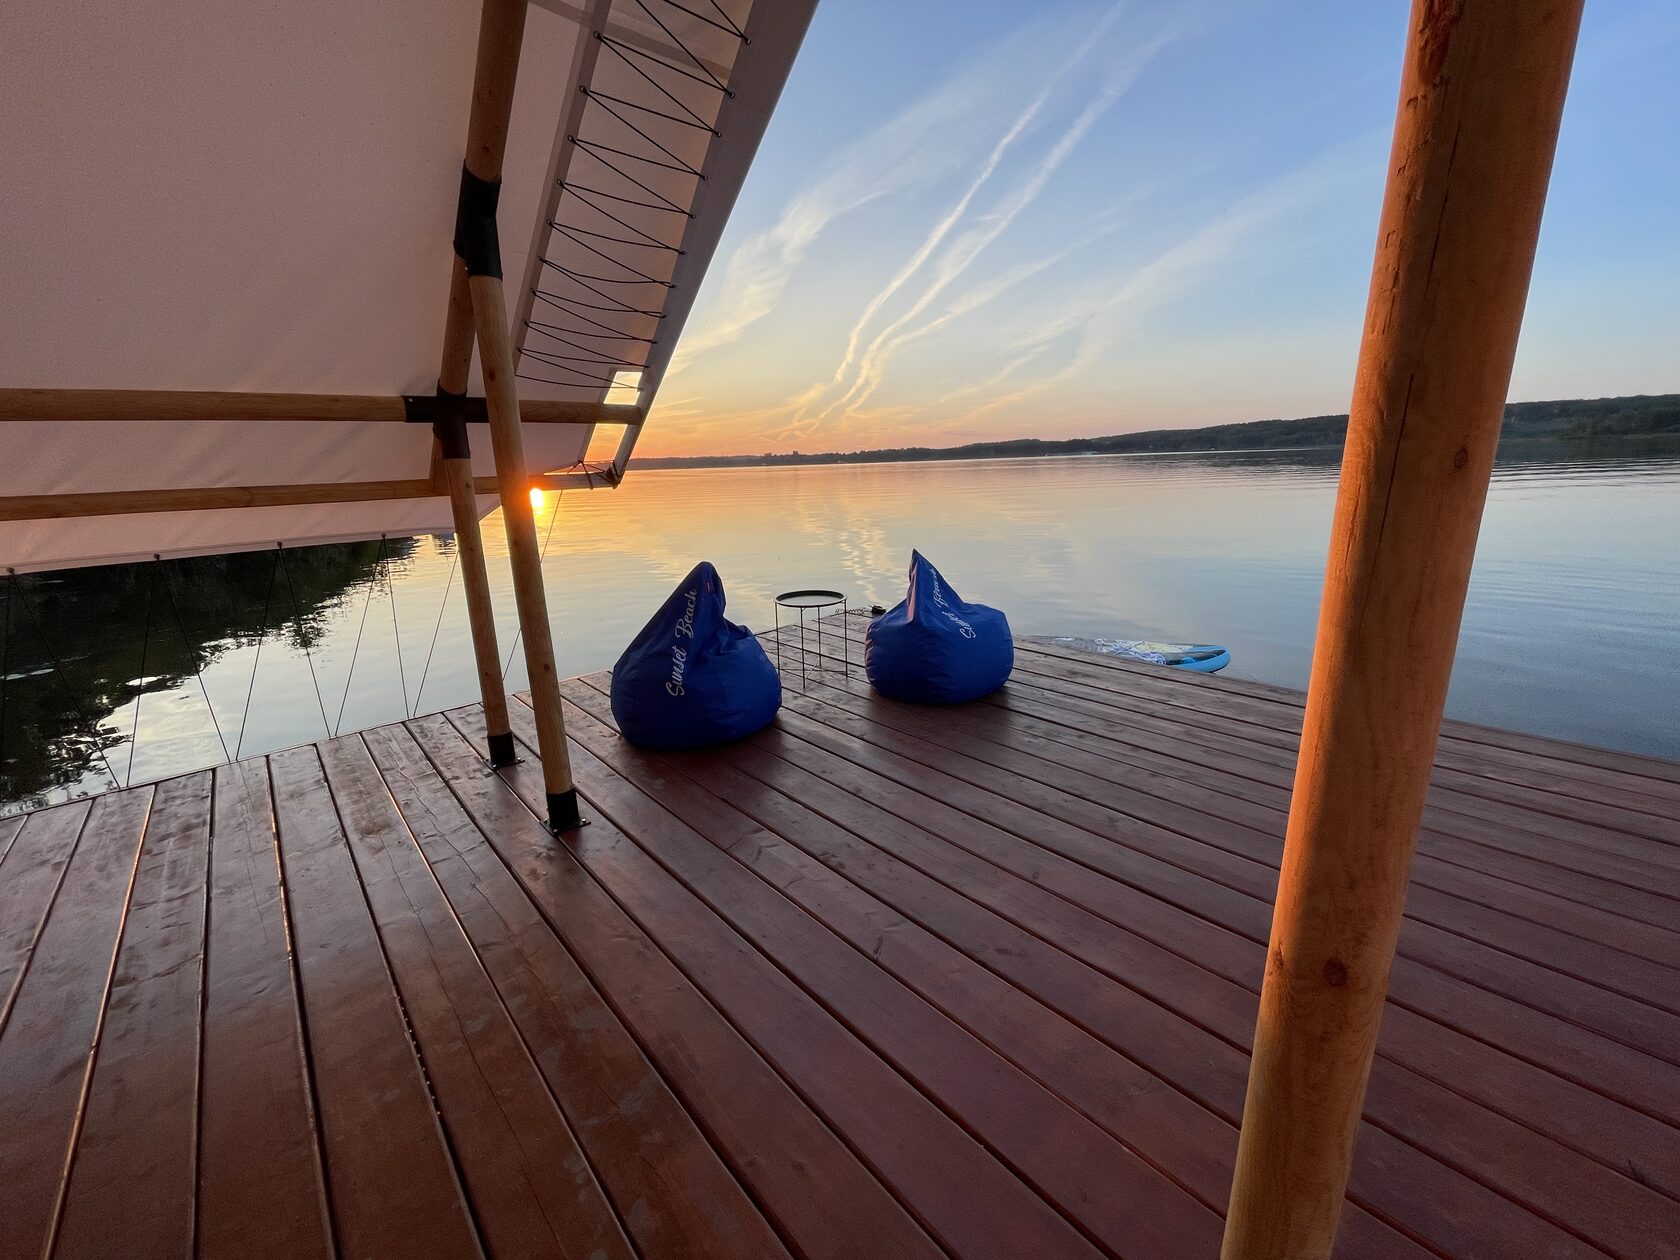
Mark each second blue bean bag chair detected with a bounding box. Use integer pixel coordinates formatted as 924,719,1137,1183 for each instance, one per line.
611,561,782,750
866,551,1013,704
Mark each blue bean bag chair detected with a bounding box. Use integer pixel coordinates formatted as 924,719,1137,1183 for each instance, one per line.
611,562,781,750
866,551,1013,704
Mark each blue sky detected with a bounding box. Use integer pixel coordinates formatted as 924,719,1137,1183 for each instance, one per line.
646,0,1680,456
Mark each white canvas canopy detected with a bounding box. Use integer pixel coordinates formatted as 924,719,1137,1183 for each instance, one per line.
0,0,813,572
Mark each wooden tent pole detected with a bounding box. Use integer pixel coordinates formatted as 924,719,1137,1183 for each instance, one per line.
0,388,637,425
448,0,581,831
1220,3,1583,1257
470,272,580,829
0,475,522,521
434,261,517,766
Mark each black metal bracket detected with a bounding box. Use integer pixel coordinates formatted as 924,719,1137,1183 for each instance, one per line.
403,390,491,459
403,393,492,425
454,166,503,279
547,787,587,834
486,730,517,768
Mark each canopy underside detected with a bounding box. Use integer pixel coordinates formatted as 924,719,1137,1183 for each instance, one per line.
0,0,813,572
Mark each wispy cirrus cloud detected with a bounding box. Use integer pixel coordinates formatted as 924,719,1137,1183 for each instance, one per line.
804,17,1185,427
646,0,1406,458
767,210,1137,446
813,3,1133,404
960,134,1382,423
666,13,1107,378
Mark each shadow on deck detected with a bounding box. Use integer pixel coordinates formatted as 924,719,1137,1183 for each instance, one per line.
2,612,1677,1258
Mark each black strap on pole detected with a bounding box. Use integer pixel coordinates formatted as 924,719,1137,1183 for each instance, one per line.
404,388,478,459
454,167,503,279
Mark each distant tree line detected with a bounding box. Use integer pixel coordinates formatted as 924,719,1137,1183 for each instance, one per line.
634,393,1680,470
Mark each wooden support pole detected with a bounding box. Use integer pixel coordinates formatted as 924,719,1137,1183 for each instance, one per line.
0,388,638,425
438,261,478,400
439,451,515,765
434,260,517,766
1220,4,1583,1257
448,0,581,831
470,271,580,829
0,476,512,521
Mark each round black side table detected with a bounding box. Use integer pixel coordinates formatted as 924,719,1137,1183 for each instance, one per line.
773,589,848,689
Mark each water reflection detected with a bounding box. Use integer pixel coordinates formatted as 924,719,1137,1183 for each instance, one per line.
3,437,1676,813
2,541,418,811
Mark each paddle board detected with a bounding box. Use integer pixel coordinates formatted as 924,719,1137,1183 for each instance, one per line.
1030,636,1231,673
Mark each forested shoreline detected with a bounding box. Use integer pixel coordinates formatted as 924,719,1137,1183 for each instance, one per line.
635,393,1680,469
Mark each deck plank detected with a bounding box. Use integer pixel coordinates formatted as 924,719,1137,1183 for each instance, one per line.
1010,637,1680,880
317,732,637,1260
814,660,1680,972
898,641,1680,901
0,799,91,1030
822,616,1680,880
769,686,1680,1131
779,665,1680,1066
790,668,1680,969
53,773,211,1260
409,712,939,1260
1010,634,1680,833
506,698,1227,1259
268,744,483,1260
0,788,149,1259
765,678,1680,1195
554,682,1428,1260
980,671,1680,954
802,617,1680,877
1012,631,1680,799
564,679,1680,1259
1079,631,1680,788
976,673,1680,937
197,760,332,1260
4,614,1675,1260
0,812,25,865
766,641,1680,1095
363,720,798,1260
443,704,1109,1260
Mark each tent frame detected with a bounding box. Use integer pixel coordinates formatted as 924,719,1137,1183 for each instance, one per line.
431,0,588,831
1,0,810,831
0,388,638,427
0,0,1594,1245
0,388,640,521
0,0,652,831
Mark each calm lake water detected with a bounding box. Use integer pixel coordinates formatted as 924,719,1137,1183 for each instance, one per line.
3,437,1676,813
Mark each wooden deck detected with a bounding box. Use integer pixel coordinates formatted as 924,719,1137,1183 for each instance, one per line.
1,612,1676,1259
